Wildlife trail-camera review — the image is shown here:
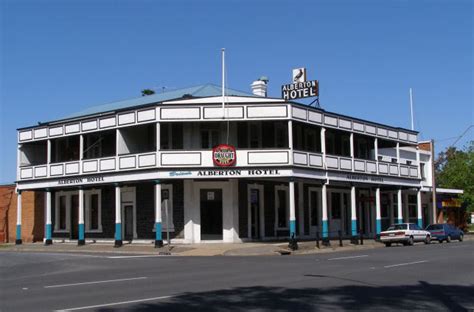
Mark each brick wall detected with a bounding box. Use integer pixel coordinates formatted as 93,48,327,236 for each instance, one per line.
0,185,44,243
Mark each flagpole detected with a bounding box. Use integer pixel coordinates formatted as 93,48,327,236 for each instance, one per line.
409,88,414,130
222,48,225,119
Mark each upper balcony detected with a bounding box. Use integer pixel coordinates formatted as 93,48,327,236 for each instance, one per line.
17,118,419,182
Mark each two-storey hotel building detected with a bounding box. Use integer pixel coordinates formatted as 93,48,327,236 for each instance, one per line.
15,82,438,246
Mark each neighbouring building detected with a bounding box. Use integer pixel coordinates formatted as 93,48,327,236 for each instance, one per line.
13,80,463,246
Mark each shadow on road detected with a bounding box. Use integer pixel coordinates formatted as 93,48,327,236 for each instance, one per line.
98,281,474,311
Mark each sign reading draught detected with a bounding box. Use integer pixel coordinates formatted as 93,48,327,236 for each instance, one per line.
213,144,237,167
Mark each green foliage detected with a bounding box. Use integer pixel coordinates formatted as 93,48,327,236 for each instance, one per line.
141,89,155,96
436,141,474,212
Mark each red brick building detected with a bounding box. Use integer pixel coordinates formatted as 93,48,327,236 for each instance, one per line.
0,184,44,243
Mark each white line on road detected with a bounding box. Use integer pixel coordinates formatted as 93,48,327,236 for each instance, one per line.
328,255,369,261
384,260,428,268
107,255,169,259
44,277,147,288
55,295,173,311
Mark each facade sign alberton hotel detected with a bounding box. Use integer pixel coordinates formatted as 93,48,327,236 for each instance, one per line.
281,67,319,100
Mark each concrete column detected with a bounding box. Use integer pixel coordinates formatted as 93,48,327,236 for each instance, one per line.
78,188,85,245
114,184,122,247
289,180,296,238
396,142,400,177
47,139,51,164
322,183,328,238
16,190,22,245
417,189,423,228
321,127,326,168
397,189,403,224
155,181,163,247
288,120,293,165
375,187,381,234
351,186,357,236
45,189,52,245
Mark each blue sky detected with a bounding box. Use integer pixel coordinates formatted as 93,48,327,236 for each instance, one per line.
1,0,472,184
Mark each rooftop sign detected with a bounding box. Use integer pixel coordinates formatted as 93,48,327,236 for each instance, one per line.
281,67,319,101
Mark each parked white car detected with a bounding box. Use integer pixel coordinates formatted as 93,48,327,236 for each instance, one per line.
380,223,431,247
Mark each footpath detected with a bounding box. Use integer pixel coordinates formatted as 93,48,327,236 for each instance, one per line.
2,235,471,256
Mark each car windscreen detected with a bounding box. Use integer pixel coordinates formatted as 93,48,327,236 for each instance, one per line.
426,224,443,230
387,224,407,231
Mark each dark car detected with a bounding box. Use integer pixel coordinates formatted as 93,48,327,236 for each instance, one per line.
425,224,464,243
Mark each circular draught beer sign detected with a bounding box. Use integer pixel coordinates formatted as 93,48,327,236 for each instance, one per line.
212,144,237,167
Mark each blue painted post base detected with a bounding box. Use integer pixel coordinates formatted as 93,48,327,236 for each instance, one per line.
417,218,423,229
44,239,52,245
15,239,22,245
114,240,123,247
397,219,403,224
155,240,164,248
78,239,85,246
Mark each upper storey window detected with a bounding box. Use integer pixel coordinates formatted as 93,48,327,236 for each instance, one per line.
237,121,288,149
83,130,116,159
325,129,350,157
51,136,80,163
161,123,183,150
293,121,321,153
19,140,47,167
354,134,375,160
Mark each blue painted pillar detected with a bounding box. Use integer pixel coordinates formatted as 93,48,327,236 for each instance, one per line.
44,189,53,245
16,190,22,245
114,184,122,247
155,180,163,248
397,189,403,224
417,189,423,228
322,183,329,239
78,188,85,246
375,187,382,235
350,186,357,236
289,180,296,238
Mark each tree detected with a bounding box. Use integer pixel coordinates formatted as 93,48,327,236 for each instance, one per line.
435,141,474,213
141,89,155,96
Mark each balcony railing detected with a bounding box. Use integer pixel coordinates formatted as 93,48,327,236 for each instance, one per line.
18,149,419,181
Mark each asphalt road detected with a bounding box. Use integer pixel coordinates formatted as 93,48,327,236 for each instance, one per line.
1,240,473,312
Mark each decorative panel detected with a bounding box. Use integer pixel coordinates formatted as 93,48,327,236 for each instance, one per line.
19,130,33,141
161,152,201,166
118,112,136,125
247,151,289,164
99,117,116,128
247,106,287,118
204,107,244,119
308,111,322,123
137,109,156,122
49,126,63,137
34,128,47,139
65,123,80,134
293,152,308,165
82,120,98,131
161,107,200,120
309,154,323,167
292,107,307,120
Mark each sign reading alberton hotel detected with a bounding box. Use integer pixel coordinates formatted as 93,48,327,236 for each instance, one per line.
281,67,319,101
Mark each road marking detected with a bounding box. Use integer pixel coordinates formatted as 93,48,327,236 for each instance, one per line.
55,295,173,311
328,255,369,261
44,277,147,288
107,255,168,259
384,260,428,268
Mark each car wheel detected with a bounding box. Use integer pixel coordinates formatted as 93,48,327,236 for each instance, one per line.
438,239,443,243
446,235,451,243
408,236,414,246
459,234,463,242
424,235,431,244
385,242,392,247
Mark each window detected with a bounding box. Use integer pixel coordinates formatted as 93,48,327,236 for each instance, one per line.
408,194,417,220
200,123,220,149
85,190,101,232
58,196,67,231
55,190,102,233
275,186,289,229
160,123,183,150
160,185,174,231
420,163,426,180
331,192,341,219
310,191,319,227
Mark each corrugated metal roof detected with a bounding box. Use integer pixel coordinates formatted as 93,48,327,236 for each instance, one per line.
63,84,252,120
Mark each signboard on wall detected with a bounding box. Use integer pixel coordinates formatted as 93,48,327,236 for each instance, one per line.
212,144,237,167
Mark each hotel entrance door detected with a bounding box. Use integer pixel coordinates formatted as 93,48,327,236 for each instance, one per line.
200,189,223,240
